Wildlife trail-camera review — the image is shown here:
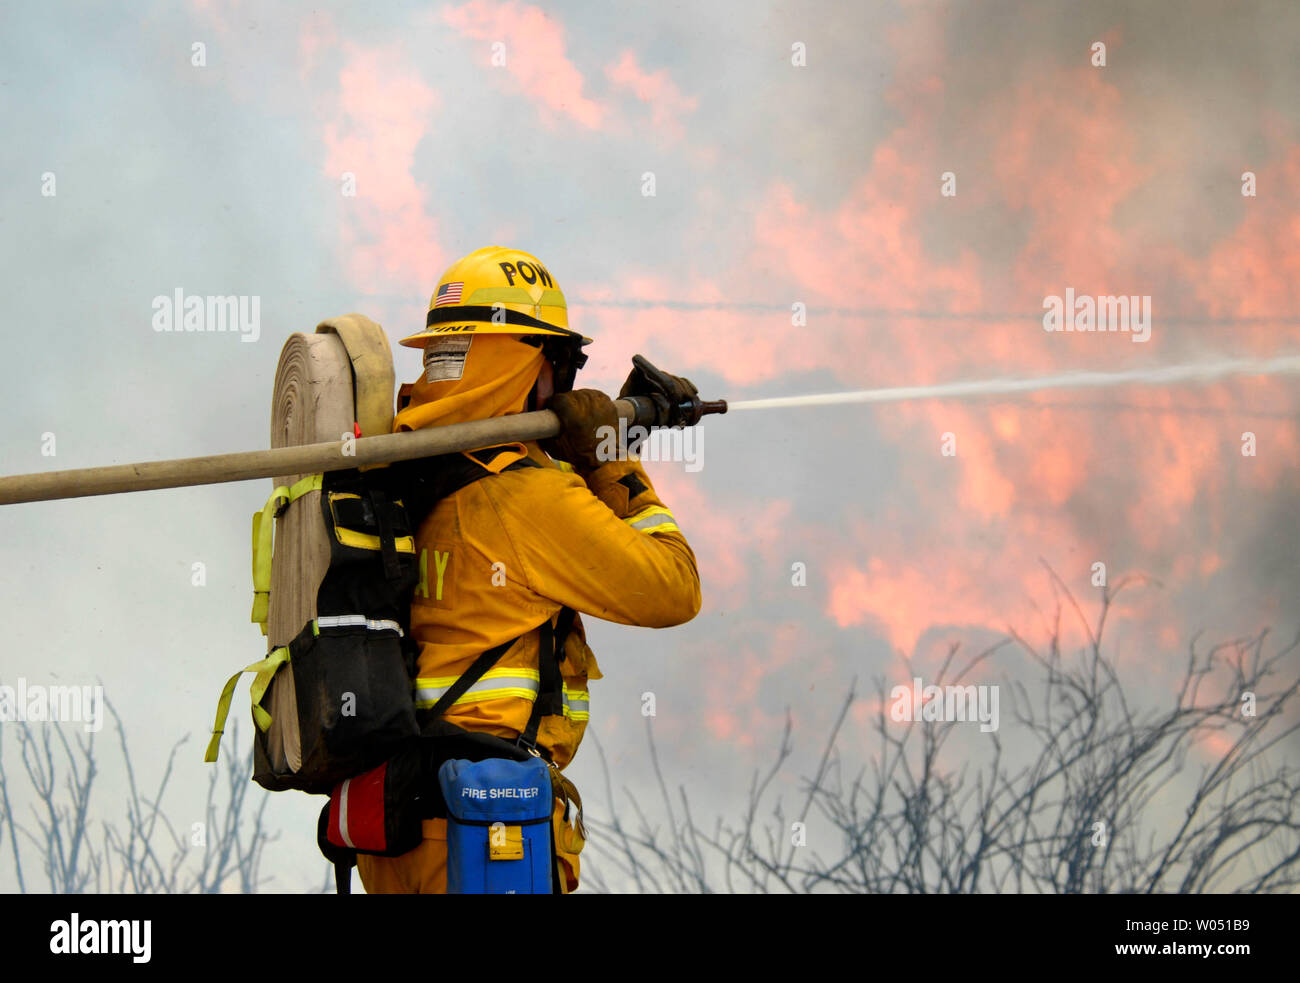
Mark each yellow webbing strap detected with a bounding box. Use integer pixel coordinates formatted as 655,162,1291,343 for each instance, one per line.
552,769,587,843
250,474,323,634
204,646,290,763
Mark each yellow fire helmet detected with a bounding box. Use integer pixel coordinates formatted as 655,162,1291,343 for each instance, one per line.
401,246,592,393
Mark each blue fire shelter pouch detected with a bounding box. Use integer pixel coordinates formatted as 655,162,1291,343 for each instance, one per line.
439,756,554,894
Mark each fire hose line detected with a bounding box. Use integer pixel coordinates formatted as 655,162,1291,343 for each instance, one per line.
1,352,1296,507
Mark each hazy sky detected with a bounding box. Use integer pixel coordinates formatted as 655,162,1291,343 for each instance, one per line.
1,0,1297,892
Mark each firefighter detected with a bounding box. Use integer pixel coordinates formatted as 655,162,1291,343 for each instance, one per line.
356,246,702,893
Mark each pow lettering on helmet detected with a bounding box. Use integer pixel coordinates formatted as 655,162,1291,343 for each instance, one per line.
498,261,554,289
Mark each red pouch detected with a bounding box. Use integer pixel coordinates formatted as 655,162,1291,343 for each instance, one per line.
325,745,425,856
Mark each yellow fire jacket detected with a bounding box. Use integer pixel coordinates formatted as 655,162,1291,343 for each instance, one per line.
407,441,701,769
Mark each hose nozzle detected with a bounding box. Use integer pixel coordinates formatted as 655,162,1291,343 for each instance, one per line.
623,355,727,429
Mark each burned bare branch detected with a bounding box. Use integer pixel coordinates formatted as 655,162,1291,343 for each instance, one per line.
583,577,1300,893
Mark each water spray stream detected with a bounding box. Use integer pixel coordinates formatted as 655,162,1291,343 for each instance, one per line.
728,354,1300,412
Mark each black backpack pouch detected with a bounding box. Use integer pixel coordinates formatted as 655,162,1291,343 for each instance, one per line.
252,468,422,793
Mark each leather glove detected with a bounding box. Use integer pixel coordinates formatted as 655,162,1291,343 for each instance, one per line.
544,389,619,476
619,362,698,406
619,360,698,452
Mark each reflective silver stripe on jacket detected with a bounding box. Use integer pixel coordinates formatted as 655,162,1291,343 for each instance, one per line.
317,615,404,636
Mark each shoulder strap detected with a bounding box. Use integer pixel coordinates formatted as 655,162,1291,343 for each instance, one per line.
517,606,575,752
417,603,574,756
421,636,519,721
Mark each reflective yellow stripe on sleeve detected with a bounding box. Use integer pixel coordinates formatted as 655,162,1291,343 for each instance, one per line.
562,683,590,722
623,504,680,536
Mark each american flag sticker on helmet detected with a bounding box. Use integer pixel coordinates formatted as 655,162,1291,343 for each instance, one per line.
434,281,464,306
